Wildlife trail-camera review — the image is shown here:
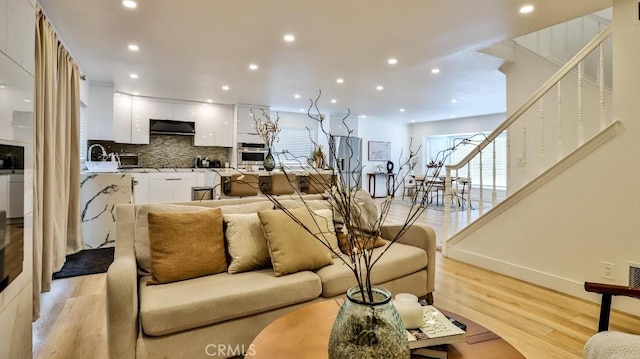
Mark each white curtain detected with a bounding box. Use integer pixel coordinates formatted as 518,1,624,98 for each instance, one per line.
33,8,82,320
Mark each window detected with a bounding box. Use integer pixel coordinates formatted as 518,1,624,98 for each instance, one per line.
272,127,315,167
79,102,88,168
425,131,507,188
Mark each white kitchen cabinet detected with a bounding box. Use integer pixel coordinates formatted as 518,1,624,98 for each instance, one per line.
147,173,197,203
131,97,150,144
172,103,197,122
113,93,133,143
147,99,173,120
236,105,269,134
131,173,149,204
0,175,7,215
88,83,115,141
196,172,205,187
194,104,234,147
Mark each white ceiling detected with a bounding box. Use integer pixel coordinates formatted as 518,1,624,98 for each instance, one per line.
38,0,611,124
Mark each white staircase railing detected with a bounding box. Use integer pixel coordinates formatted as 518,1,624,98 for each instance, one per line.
441,24,613,240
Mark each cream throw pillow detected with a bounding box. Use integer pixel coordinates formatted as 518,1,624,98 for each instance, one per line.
258,207,334,277
147,208,227,284
223,213,271,274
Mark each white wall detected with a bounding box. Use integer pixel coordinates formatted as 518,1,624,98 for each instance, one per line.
0,0,35,357
358,117,409,197
503,43,613,193
448,0,640,316
408,114,505,175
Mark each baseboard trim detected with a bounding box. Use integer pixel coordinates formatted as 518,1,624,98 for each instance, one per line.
446,246,640,317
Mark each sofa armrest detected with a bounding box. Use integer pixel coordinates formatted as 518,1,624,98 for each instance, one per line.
107,249,138,359
380,224,436,300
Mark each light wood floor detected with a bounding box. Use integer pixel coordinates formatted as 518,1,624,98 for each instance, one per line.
32,201,640,359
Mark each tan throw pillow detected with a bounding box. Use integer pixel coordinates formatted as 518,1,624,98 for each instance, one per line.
258,207,333,277
135,204,212,275
147,208,227,284
337,232,386,255
223,213,271,274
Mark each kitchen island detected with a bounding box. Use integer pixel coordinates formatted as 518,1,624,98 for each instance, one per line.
80,172,132,249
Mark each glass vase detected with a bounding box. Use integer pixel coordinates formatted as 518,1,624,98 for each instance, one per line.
263,147,275,171
328,286,410,359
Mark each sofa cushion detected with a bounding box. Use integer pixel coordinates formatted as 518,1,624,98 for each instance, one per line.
315,240,428,297
135,204,212,275
223,212,271,274
258,207,334,276
139,269,322,336
147,208,227,284
218,201,274,214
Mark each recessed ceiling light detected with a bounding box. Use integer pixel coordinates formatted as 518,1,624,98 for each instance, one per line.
249,64,258,71
431,68,440,74
132,91,139,95
336,78,344,84
360,115,367,119
128,44,139,51
192,112,196,115
450,115,456,118
122,0,137,9
410,120,415,123
23,99,31,102
129,73,138,79
376,85,384,91
331,99,337,103
388,58,398,65
294,94,300,99
283,34,295,42
519,5,534,14
400,108,405,112
0,85,5,89
451,99,457,103
207,99,213,103
222,85,230,91
300,109,305,112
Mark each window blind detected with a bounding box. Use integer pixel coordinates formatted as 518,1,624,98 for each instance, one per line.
273,127,315,167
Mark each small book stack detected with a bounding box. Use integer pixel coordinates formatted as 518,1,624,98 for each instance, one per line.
406,305,466,359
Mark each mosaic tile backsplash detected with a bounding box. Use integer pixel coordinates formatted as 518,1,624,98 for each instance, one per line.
88,135,231,168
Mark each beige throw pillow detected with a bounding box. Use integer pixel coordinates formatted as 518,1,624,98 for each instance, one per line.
147,208,227,284
258,207,334,277
223,213,271,274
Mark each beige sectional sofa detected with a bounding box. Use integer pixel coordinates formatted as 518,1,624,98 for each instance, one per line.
106,195,436,359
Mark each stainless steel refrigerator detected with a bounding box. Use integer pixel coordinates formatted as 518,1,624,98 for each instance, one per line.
329,135,362,189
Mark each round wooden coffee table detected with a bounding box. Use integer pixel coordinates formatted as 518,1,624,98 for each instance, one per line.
245,300,524,359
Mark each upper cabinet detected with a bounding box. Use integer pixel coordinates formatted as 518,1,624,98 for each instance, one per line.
113,93,132,143
236,104,269,135
173,103,197,122
87,82,115,141
131,97,150,144
194,104,234,147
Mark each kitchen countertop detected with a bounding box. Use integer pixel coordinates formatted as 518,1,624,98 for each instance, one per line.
84,167,216,174
0,169,24,174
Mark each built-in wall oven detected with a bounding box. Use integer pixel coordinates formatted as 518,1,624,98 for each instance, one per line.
238,142,267,166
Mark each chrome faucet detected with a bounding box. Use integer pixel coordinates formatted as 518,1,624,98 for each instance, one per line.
87,144,107,161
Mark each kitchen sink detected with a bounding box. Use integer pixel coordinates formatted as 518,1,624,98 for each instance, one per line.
86,161,119,173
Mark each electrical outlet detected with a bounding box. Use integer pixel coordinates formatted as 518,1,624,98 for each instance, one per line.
602,262,615,280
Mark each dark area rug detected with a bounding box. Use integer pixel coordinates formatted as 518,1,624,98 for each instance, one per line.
52,247,114,279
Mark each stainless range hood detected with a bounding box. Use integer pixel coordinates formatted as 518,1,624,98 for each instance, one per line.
149,119,195,136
